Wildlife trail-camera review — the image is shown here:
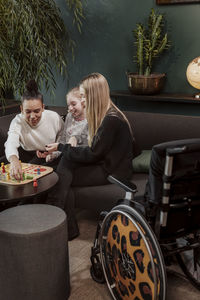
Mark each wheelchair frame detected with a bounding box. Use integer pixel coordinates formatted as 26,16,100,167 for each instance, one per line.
90,142,200,300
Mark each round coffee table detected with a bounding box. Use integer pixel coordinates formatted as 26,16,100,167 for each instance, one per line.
0,172,58,204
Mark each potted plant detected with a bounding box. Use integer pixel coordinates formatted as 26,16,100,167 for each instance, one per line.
127,8,170,95
0,0,84,114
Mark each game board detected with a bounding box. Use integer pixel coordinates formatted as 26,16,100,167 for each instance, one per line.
0,163,53,185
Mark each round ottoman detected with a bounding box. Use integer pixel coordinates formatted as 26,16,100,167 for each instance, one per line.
0,204,70,300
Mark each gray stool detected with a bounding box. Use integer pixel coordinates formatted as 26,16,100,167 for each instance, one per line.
0,204,70,300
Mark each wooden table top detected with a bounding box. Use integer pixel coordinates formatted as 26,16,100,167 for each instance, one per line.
0,172,58,203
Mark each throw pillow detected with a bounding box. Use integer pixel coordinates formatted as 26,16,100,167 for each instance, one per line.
132,150,151,173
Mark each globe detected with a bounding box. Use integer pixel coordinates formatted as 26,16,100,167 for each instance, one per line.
186,56,200,98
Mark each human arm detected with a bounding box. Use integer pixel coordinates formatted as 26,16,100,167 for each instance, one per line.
45,143,59,153
45,133,78,158
45,135,80,152
68,136,77,147
9,155,23,180
36,148,61,162
53,115,123,163
36,150,49,158
45,151,61,162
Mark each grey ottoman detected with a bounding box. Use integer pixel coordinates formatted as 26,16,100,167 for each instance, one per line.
0,204,70,300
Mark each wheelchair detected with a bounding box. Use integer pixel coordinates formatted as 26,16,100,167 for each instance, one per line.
90,139,200,300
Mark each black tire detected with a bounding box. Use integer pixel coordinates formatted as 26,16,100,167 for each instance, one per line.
99,204,167,300
176,235,200,290
90,265,105,284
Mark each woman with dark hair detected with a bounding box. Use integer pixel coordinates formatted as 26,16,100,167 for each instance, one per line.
4,80,64,180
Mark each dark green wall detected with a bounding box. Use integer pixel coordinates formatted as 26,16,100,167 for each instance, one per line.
44,0,200,114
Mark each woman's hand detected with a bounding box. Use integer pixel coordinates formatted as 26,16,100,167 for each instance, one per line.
9,155,23,180
36,150,49,158
68,136,77,147
45,143,59,153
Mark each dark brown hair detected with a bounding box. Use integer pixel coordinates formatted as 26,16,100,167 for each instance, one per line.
21,80,43,103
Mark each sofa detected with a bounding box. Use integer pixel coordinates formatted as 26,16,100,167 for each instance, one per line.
1,108,200,213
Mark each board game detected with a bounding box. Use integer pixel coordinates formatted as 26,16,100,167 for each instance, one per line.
0,162,53,185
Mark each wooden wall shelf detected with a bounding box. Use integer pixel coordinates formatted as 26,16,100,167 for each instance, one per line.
110,90,200,104
0,99,20,116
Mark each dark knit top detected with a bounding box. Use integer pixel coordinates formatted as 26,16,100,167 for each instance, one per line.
58,107,135,179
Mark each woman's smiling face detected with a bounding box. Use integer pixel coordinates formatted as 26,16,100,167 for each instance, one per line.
21,99,44,127
67,94,85,120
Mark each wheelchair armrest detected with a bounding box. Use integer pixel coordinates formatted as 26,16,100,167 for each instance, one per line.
108,175,137,194
166,146,186,155
167,143,200,156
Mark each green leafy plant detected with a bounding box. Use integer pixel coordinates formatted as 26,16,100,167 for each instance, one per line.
66,0,84,33
0,0,84,105
133,8,170,76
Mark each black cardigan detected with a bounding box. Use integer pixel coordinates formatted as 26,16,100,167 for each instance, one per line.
58,108,136,178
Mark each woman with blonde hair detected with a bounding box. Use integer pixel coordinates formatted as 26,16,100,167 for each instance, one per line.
46,73,137,240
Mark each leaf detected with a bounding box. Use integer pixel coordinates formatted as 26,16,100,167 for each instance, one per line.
132,8,170,75
0,0,85,106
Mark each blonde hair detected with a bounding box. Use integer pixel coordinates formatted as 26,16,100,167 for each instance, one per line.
80,72,132,146
66,86,81,103
80,73,110,145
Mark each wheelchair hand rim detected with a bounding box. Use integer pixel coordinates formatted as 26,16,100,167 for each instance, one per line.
99,205,167,300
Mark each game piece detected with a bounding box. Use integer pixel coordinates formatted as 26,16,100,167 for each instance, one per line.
37,167,41,175
33,179,38,187
1,162,5,173
6,172,10,181
26,175,34,180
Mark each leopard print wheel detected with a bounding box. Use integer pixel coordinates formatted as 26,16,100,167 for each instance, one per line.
99,205,167,300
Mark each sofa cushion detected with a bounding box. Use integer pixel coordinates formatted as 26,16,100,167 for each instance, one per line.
0,128,7,156
132,150,151,173
74,173,149,213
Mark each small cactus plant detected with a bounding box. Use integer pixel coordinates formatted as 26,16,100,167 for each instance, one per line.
133,8,170,76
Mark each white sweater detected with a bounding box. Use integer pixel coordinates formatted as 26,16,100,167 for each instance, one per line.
5,110,64,161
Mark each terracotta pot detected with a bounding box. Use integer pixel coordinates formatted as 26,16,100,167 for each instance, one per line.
127,72,166,95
